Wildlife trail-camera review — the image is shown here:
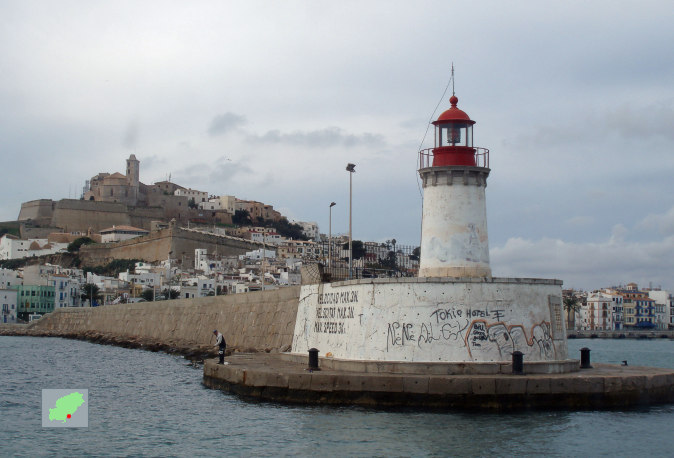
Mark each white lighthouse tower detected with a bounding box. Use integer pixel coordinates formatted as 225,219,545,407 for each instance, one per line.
419,94,491,278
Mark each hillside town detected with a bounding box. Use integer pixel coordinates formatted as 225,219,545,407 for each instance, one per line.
0,155,421,323
0,235,420,323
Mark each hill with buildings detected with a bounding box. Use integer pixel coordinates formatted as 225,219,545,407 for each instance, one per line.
14,154,294,236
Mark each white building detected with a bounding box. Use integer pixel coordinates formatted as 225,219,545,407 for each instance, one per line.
0,288,18,323
250,231,284,245
195,249,208,270
580,292,616,331
279,268,302,286
194,249,226,274
198,195,236,213
119,271,160,289
294,221,320,241
181,276,215,299
175,188,208,203
648,290,673,330
231,282,249,294
0,235,68,260
50,274,82,308
133,262,155,274
100,225,149,243
0,268,20,289
239,249,276,261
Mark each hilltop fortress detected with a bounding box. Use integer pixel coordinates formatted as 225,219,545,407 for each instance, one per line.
18,155,232,235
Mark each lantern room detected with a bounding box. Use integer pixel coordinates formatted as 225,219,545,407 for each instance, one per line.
432,95,477,167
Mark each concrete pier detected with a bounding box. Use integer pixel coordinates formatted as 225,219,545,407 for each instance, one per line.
203,353,674,410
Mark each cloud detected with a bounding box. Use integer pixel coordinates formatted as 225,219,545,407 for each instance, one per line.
208,157,253,183
637,206,674,236
167,157,253,192
491,212,674,291
247,126,385,148
122,119,139,149
508,99,674,150
208,112,247,136
604,101,674,141
564,215,594,227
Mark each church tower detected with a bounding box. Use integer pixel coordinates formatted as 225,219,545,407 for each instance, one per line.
126,154,140,205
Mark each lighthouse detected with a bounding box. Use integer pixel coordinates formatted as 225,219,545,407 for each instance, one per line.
418,94,491,278
292,79,569,367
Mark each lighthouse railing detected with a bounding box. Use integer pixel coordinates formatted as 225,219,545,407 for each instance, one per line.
418,147,490,169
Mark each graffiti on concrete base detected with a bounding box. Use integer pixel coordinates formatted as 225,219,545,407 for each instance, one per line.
465,320,554,361
385,310,555,361
386,320,469,352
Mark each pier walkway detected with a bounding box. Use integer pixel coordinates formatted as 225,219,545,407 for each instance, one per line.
203,353,674,410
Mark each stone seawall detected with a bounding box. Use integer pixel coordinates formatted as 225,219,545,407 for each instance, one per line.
568,330,674,339
2,287,300,357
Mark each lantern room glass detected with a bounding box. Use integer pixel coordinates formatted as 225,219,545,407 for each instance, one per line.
437,123,473,147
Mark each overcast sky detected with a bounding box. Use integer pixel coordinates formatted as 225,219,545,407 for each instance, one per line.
1,1,673,291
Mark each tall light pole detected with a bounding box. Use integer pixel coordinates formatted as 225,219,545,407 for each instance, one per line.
261,232,266,290
328,202,336,269
346,163,356,279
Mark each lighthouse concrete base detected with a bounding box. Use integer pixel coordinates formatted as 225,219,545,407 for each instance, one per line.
291,277,570,370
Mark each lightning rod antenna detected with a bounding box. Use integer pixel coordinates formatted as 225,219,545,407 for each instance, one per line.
451,63,455,96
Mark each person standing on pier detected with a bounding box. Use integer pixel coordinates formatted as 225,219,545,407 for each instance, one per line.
213,330,226,364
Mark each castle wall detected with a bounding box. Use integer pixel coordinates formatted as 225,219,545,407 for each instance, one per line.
51,199,132,232
78,227,261,266
18,199,55,222
127,207,170,229
146,192,190,220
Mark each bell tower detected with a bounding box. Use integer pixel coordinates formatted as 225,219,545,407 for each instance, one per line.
126,154,140,205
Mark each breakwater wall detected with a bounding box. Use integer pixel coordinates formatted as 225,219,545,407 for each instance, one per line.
1,287,300,357
568,330,674,339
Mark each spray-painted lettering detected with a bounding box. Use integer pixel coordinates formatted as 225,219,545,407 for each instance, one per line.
386,322,415,351
318,291,359,305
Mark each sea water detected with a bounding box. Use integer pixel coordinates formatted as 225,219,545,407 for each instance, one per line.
2,336,674,457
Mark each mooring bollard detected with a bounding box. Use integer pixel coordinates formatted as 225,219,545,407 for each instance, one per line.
308,348,320,371
580,347,592,369
512,351,523,374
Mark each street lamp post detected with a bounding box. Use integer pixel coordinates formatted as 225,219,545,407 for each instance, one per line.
346,163,356,279
328,202,336,269
261,232,266,290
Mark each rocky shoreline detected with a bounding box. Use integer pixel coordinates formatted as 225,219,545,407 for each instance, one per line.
0,324,290,361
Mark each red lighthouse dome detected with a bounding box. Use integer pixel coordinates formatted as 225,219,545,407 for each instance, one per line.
431,95,477,167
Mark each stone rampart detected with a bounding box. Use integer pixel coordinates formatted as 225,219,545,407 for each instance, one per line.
32,287,300,351
18,199,55,221
80,227,171,265
51,199,132,232
78,226,261,266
